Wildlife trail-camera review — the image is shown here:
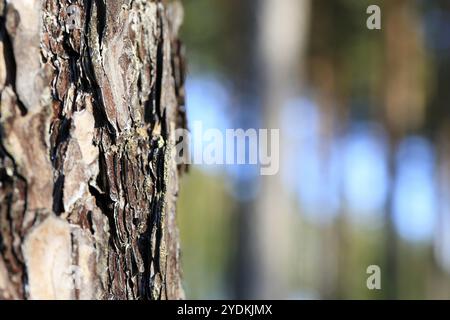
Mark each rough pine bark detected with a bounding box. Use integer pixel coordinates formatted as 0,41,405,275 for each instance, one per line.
0,0,186,300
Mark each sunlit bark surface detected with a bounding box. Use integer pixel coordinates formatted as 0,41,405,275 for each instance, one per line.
0,0,186,300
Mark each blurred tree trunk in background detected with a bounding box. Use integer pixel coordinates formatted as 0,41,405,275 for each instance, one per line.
0,0,186,299
432,1,450,298
307,0,345,299
383,0,427,299
231,0,310,299
255,0,310,299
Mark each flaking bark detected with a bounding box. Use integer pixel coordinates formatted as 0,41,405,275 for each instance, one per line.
0,0,186,300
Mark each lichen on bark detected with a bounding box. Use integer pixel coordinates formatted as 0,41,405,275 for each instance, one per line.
0,0,186,300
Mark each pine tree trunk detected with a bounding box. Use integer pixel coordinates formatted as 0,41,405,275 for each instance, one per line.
0,0,186,300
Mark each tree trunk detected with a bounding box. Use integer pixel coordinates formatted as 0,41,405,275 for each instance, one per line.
254,0,310,299
0,0,186,300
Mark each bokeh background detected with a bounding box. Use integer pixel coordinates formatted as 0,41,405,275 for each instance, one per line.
176,0,450,299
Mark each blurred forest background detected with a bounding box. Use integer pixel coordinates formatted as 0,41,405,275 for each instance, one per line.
176,0,450,299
